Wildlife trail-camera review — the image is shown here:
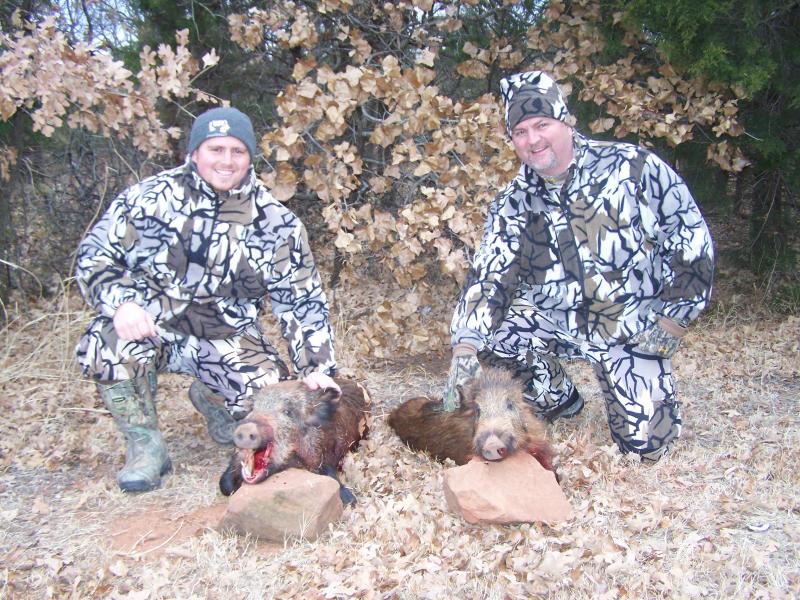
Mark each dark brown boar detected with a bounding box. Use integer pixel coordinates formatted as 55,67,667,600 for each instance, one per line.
388,367,555,474
219,378,371,505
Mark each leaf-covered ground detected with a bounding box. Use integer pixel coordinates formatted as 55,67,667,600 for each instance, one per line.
1,206,799,599
1,290,798,599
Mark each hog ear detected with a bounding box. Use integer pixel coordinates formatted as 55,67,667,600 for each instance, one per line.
304,387,340,428
317,386,341,404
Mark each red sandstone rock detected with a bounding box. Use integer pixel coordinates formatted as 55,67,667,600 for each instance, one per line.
219,468,343,541
443,452,573,525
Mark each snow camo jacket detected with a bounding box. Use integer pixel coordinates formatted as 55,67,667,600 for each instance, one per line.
76,160,336,376
451,133,715,350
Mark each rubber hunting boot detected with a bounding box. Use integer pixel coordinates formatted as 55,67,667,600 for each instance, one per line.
98,368,171,492
188,380,236,445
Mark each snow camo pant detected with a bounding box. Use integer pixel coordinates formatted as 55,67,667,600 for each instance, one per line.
483,299,681,462
76,316,289,417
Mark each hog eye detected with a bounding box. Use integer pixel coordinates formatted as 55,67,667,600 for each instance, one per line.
507,401,514,411
474,404,481,417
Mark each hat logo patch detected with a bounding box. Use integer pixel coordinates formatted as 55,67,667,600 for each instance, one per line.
208,119,231,135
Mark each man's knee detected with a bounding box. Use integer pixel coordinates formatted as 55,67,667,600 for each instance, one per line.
75,317,158,381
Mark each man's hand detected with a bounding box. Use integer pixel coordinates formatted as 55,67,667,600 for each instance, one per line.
303,371,341,394
442,344,482,411
628,316,687,358
112,301,157,341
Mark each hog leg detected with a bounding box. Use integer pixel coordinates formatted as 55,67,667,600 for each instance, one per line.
319,464,356,506
219,453,243,496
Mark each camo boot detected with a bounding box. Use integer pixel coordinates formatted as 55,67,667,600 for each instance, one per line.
98,367,171,492
188,381,237,445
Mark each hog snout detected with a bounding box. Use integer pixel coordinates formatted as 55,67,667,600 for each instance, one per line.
475,430,517,461
233,421,265,450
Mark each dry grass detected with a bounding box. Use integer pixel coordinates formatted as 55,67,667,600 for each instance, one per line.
1,289,798,600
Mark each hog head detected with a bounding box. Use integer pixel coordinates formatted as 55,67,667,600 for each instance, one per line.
460,368,538,462
219,384,340,496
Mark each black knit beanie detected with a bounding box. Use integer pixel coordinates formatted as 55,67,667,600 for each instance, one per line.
187,107,257,159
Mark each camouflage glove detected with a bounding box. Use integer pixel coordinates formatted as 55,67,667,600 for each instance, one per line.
628,316,688,359
443,345,482,411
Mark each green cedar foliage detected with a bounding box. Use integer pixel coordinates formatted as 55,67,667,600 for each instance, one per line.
617,0,799,297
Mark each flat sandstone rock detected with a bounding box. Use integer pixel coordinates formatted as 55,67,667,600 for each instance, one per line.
218,469,343,542
443,452,573,525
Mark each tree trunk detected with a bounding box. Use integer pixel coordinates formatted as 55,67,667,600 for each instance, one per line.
0,112,28,312
749,169,786,271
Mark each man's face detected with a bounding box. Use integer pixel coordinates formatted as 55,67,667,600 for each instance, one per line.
510,116,574,177
191,136,250,193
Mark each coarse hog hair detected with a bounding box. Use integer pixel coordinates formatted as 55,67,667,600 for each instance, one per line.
219,377,371,505
388,367,556,474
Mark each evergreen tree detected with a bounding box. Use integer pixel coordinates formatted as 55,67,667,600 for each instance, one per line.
617,0,800,305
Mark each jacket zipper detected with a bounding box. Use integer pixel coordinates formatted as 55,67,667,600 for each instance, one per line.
555,174,590,339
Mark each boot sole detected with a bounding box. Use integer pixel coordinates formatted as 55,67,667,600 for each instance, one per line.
119,459,173,493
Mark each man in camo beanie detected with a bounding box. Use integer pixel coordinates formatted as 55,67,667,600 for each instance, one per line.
500,70,571,137
444,69,715,468
187,106,257,160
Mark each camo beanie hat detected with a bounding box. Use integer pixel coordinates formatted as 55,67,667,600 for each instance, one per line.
187,107,257,159
500,71,571,137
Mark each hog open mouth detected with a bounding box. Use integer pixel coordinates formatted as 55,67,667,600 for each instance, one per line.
240,442,273,484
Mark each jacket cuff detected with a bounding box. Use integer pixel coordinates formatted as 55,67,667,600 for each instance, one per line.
101,287,143,318
296,361,338,378
657,316,688,338
450,327,484,351
658,303,695,329
452,342,479,358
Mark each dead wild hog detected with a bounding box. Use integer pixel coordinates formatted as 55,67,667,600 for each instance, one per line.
388,367,555,474
219,378,371,505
